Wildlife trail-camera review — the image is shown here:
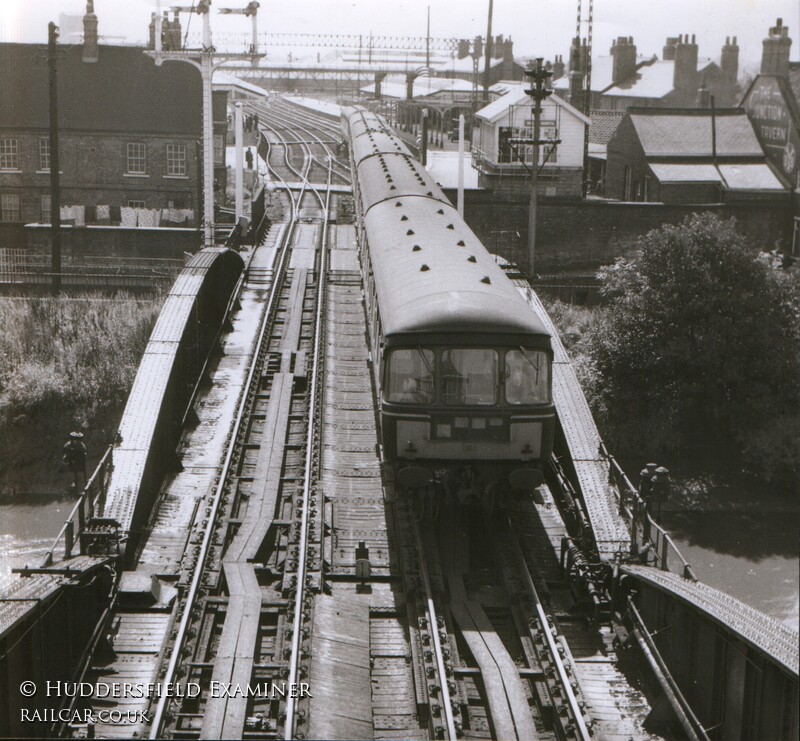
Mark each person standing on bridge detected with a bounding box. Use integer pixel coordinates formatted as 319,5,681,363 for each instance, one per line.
63,431,87,488
245,147,254,170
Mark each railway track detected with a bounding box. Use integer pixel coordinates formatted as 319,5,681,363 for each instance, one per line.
72,97,654,741
151,106,334,740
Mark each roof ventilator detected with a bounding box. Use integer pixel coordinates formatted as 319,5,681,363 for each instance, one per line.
407,229,415,235
420,264,430,271
413,245,421,252
446,224,454,230
481,276,491,284
457,240,465,246
468,255,477,263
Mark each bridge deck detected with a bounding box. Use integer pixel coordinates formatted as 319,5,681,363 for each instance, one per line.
522,287,630,559
622,564,799,677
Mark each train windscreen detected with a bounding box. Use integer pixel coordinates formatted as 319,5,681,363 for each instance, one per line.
505,349,550,404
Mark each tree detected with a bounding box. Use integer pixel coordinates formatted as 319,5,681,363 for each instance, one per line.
590,213,800,480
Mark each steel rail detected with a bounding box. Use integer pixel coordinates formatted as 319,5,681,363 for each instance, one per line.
508,517,592,741
413,518,458,741
148,118,310,740
283,156,332,740
259,100,351,181
261,113,333,189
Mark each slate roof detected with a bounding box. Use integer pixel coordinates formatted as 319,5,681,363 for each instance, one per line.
604,58,715,99
629,108,764,158
788,62,800,116
649,162,785,190
589,110,625,145
0,43,202,134
475,83,590,125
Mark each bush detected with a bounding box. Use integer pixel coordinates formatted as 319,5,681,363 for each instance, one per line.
0,294,161,427
588,213,800,479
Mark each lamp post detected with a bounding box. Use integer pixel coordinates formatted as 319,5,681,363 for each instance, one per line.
524,58,552,278
147,0,262,248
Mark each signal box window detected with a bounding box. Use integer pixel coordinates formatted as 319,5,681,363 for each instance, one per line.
387,348,435,403
505,349,550,404
442,349,497,405
126,142,147,174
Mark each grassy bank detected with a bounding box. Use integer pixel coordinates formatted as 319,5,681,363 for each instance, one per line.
0,294,162,495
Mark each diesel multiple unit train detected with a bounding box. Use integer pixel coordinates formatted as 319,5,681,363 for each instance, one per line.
343,107,555,503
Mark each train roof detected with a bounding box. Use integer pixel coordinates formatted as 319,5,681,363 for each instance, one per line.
364,197,550,338
351,128,411,166
347,108,394,139
356,150,450,214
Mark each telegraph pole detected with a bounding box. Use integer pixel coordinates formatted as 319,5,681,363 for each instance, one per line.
524,59,552,278
48,22,61,294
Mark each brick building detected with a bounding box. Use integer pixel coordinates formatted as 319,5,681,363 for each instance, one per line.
605,107,788,203
740,19,800,197
0,6,227,243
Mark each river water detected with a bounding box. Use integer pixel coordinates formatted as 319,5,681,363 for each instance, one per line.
1,486,798,630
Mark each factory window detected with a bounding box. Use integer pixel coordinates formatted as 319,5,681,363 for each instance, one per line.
505,349,550,404
41,194,51,222
442,349,498,406
166,143,187,176
1,194,21,222
0,138,19,170
126,142,147,174
128,199,146,208
386,348,435,404
39,138,50,171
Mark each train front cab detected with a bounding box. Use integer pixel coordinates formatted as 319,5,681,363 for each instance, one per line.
381,332,555,502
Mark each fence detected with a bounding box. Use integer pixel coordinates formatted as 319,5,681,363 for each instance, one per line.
41,445,115,567
599,441,697,581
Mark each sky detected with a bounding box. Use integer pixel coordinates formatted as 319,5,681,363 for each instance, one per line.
0,0,798,73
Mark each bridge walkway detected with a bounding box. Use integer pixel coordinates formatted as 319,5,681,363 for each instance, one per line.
80,227,282,738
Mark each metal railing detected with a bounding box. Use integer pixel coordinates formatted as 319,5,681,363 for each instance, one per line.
41,445,115,567
599,442,697,581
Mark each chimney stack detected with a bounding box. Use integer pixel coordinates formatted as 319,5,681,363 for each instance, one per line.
569,36,582,76
696,84,710,107
82,0,98,63
663,36,679,61
494,35,504,59
552,54,565,80
721,36,739,85
502,38,514,78
457,39,470,59
611,36,637,85
148,13,156,50
568,68,583,109
171,11,182,51
761,18,792,77
673,33,698,103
